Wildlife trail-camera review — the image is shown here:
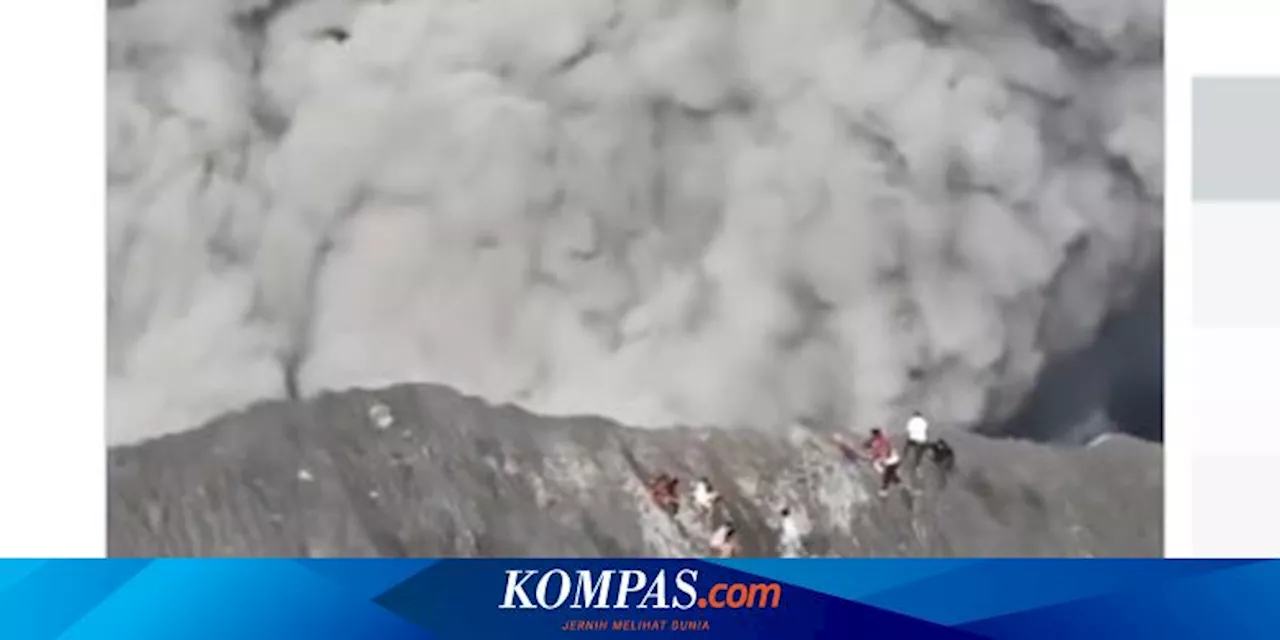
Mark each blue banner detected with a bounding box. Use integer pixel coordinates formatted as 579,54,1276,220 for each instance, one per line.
0,559,1276,639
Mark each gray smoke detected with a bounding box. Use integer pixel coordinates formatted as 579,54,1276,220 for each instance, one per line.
989,266,1162,444
106,0,1163,446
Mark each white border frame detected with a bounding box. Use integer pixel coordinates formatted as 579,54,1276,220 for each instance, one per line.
4,0,1277,559
0,4,107,557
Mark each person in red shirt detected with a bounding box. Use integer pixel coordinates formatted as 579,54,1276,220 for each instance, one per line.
862,428,903,498
647,473,681,514
830,428,903,498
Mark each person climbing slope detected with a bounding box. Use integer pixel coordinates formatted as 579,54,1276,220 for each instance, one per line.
830,429,902,498
663,476,681,512
710,522,738,558
692,477,720,519
863,428,903,498
903,410,929,470
778,507,803,557
929,438,956,487
647,473,681,514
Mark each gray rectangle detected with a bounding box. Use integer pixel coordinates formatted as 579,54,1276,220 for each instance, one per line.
1194,77,1280,200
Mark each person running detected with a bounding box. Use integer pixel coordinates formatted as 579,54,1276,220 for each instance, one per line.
647,473,681,514
710,522,739,558
664,476,681,512
929,438,956,477
692,477,720,517
778,507,803,557
863,428,903,498
903,411,929,470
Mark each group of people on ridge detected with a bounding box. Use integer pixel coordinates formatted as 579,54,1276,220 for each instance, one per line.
832,411,955,498
643,410,956,557
646,474,742,557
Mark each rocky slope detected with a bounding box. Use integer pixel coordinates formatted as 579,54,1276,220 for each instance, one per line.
108,383,1161,557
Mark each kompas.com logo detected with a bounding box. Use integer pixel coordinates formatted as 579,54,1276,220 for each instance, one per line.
498,568,783,611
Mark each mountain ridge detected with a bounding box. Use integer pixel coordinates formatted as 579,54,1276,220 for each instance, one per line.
108,382,1161,557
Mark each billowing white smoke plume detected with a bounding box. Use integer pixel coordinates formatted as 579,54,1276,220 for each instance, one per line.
106,0,1163,445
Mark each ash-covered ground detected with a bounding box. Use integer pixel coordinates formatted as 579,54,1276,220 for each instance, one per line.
109,383,1160,557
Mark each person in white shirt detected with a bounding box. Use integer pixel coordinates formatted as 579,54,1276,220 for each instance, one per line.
692,477,720,519
778,507,803,557
903,410,929,470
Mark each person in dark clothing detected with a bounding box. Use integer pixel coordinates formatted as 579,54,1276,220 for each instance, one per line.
928,439,956,488
930,439,955,472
